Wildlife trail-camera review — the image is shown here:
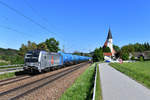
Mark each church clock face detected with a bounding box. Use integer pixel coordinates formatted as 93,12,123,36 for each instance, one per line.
108,40,111,43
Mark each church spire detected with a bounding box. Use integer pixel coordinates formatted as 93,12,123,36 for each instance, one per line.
107,28,112,39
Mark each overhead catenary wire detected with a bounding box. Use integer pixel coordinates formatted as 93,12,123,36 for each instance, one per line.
0,25,32,37
0,0,55,36
0,1,64,47
22,0,77,52
23,0,49,24
0,1,83,53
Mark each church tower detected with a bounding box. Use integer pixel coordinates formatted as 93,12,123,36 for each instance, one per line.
107,28,113,55
103,28,115,57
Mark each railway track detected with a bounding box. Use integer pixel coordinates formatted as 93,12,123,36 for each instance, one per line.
0,75,31,86
0,62,88,100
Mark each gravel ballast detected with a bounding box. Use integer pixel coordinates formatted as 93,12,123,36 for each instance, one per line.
0,64,83,93
18,63,90,100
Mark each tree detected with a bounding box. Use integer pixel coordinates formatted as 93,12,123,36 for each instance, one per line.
37,42,49,51
113,45,120,52
27,41,37,50
103,47,111,53
18,44,28,56
19,41,38,56
92,47,104,62
45,38,60,52
131,56,135,60
121,51,129,60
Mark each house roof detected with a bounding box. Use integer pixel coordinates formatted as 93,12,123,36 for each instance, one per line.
103,53,112,56
132,51,150,59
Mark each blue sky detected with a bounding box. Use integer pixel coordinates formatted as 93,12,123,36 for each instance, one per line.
0,0,150,53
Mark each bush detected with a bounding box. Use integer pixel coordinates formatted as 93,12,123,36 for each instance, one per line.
139,56,144,62
131,56,135,60
121,52,129,60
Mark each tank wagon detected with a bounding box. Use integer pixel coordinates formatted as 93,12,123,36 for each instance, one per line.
24,50,92,73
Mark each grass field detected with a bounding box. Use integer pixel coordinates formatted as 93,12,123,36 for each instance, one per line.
60,64,95,100
0,66,23,69
110,61,150,89
0,62,10,66
0,72,16,80
95,64,102,100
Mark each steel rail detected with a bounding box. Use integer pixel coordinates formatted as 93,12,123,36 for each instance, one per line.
0,62,88,100
0,76,31,86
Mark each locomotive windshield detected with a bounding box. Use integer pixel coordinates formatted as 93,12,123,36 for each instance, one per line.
25,50,40,62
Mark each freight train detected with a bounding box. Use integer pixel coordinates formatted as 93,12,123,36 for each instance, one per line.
23,50,92,73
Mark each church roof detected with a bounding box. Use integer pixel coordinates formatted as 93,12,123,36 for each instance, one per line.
104,40,108,47
107,28,112,39
103,53,112,56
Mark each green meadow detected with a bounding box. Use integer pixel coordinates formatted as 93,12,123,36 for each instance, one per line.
110,61,150,88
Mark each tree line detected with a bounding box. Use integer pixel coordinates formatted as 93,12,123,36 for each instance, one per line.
0,38,60,64
119,42,150,60
18,38,60,57
92,42,150,62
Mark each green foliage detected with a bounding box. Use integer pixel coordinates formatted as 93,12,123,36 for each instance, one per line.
18,41,38,56
27,41,37,50
0,66,22,69
60,64,95,100
37,42,49,51
0,55,24,64
95,64,102,100
0,62,10,66
131,56,135,60
110,62,150,89
121,52,129,60
103,47,111,53
113,45,120,52
0,72,16,80
139,56,144,62
45,38,60,52
18,38,60,57
10,55,24,64
0,48,18,56
93,47,104,62
121,42,150,53
72,51,82,56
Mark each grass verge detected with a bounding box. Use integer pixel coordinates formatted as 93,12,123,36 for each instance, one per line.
110,61,150,89
0,72,16,80
95,64,102,100
0,62,10,66
60,63,95,100
0,66,22,69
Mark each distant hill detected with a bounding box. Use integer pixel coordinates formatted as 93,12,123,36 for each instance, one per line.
0,48,24,64
0,48,18,56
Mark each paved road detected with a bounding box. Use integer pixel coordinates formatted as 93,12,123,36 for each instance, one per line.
99,63,150,100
